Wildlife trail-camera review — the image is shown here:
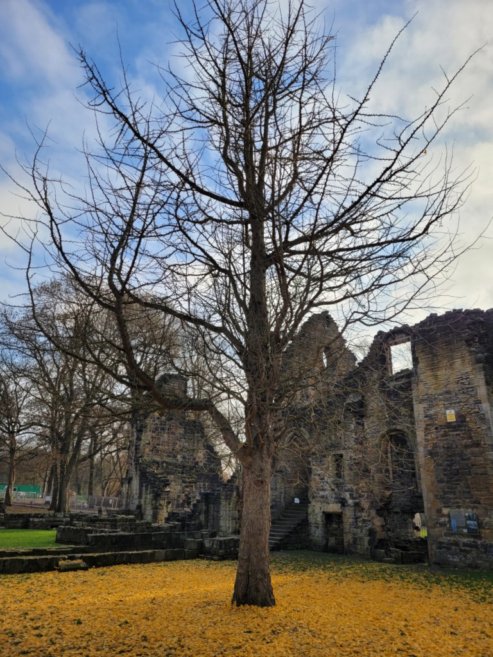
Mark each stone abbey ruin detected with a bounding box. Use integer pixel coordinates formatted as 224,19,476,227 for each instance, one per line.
7,308,491,573
119,308,493,569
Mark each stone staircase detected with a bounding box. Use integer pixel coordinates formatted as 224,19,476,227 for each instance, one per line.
269,502,308,551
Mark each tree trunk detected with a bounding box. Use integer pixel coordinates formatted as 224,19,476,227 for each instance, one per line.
88,447,95,497
232,447,275,607
42,464,51,498
49,464,58,511
74,461,81,495
55,459,70,513
50,458,73,513
4,441,16,507
123,410,144,509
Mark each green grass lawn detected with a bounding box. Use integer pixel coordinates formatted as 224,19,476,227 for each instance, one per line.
0,528,57,549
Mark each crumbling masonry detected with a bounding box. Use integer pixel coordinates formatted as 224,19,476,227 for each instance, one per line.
298,309,493,568
124,374,238,536
129,309,493,568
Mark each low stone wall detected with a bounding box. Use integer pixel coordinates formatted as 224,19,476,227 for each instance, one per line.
0,547,76,559
0,554,62,574
85,530,187,551
2,514,65,529
55,512,240,560
56,524,209,550
0,547,200,575
203,536,239,559
56,525,92,545
433,536,493,569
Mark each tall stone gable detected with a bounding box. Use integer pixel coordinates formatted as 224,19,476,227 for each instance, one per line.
294,309,493,567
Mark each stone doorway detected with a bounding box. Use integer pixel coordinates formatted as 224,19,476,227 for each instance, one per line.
324,512,344,553
380,432,427,561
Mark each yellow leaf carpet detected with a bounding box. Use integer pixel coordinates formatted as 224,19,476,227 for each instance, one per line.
1,553,491,657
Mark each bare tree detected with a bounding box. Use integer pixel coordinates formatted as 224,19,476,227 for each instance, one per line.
1,283,129,513
10,0,474,605
0,352,36,507
22,277,183,510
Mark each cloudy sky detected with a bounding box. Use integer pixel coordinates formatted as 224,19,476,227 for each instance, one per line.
0,0,492,327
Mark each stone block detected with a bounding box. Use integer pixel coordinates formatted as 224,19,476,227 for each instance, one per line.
184,549,199,559
57,526,90,545
57,559,89,572
4,516,29,529
83,553,116,568
0,555,59,574
164,548,185,561
184,538,202,552
202,536,239,559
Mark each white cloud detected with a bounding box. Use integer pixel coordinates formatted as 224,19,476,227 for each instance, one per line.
0,0,100,295
0,0,93,165
73,1,121,48
0,0,79,88
322,0,493,321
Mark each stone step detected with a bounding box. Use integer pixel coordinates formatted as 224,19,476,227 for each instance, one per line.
268,503,308,551
271,522,300,530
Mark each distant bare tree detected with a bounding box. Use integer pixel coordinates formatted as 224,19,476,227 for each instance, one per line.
10,0,474,605
0,352,35,506
23,277,182,510
1,283,127,512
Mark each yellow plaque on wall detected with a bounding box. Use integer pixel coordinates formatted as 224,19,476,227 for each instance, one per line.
445,409,456,423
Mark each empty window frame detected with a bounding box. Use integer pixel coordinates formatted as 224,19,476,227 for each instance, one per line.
389,339,413,374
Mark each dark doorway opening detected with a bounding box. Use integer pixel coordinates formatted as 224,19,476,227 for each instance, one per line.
380,432,427,563
324,512,344,553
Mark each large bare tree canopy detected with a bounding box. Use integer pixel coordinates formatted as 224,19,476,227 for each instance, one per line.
8,0,474,605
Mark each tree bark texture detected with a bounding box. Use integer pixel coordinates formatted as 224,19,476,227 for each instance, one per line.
57,460,70,513
88,445,95,497
50,458,73,513
232,447,275,607
49,466,58,512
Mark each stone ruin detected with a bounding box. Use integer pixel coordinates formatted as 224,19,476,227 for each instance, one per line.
45,374,239,566
59,308,493,569
287,308,493,568
123,373,239,536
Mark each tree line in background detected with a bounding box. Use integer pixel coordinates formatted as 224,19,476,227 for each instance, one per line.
0,276,179,513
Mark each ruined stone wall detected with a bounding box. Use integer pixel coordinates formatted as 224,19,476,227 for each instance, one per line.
307,309,493,568
281,312,357,405
412,310,493,567
271,441,310,520
139,411,220,521
123,310,493,568
130,375,239,534
308,329,420,557
270,313,356,519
